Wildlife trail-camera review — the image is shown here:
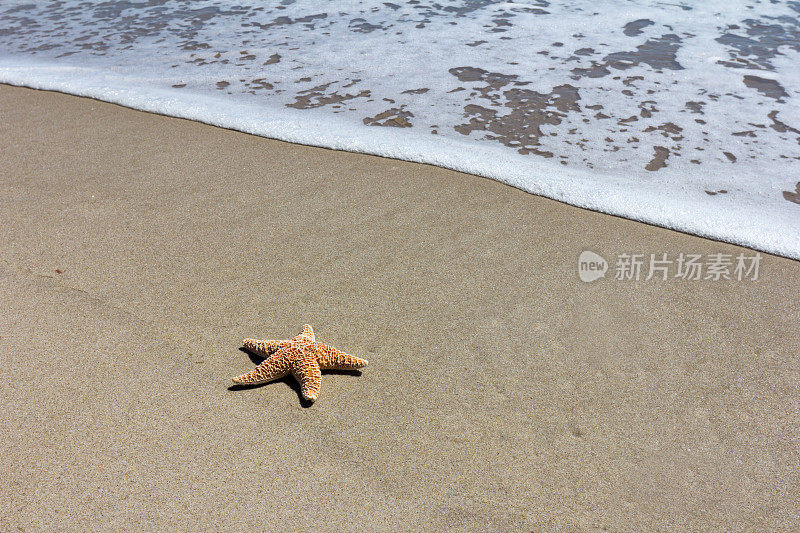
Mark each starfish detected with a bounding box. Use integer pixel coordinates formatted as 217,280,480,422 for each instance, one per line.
232,324,368,402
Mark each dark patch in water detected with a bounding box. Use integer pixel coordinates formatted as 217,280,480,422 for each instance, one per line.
684,101,705,114
250,12,328,31
768,111,800,140
623,19,654,37
623,76,644,87
638,101,659,118
645,146,670,171
783,182,800,204
247,78,274,90
450,66,523,102
363,107,414,127
570,63,610,79
643,122,683,140
349,18,386,33
570,34,683,80
287,82,370,109
486,14,513,33
743,75,788,101
603,34,684,72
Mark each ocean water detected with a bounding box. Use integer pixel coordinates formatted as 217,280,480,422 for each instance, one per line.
1,1,798,258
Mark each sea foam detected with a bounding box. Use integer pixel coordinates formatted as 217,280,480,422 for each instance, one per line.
1,1,798,258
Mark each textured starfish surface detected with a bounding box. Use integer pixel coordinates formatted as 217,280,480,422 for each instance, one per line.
232,324,368,402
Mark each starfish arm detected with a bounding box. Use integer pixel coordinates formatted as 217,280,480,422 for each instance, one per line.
292,324,315,344
316,344,369,370
242,338,290,358
232,350,293,385
293,360,322,402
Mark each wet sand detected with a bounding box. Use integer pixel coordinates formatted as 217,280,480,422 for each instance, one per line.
1,84,798,531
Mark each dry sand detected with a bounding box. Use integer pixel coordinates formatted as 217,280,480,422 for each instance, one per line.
1,84,798,531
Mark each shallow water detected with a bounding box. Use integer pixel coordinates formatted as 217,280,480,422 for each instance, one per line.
1,1,798,257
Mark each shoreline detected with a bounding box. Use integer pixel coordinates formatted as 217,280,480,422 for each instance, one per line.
1,69,796,261
1,84,798,530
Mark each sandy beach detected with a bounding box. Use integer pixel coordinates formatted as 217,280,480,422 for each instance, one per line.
1,83,798,530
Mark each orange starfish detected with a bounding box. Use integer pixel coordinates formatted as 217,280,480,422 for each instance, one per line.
232,324,368,402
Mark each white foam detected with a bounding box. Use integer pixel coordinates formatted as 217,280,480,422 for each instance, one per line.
1,0,798,259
